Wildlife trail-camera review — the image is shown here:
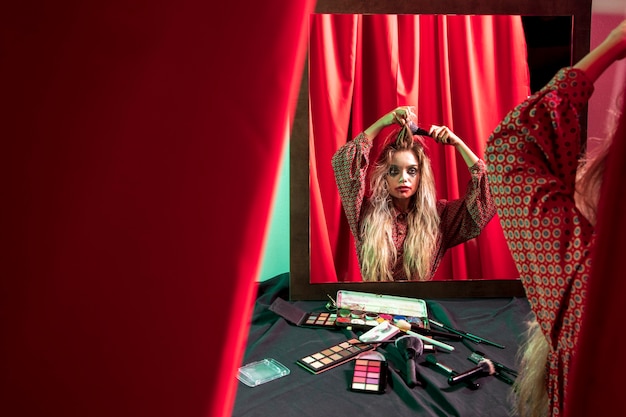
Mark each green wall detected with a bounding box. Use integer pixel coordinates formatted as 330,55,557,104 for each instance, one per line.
258,143,290,281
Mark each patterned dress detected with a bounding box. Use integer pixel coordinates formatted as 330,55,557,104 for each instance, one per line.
332,132,495,281
485,67,595,416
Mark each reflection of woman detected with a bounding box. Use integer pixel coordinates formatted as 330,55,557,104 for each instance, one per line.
484,20,626,417
332,106,496,281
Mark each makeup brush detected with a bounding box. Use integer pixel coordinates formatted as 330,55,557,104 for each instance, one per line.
424,354,480,390
469,351,518,377
394,319,455,352
425,354,456,377
409,121,432,137
468,351,517,385
448,358,496,386
395,335,423,387
409,325,463,340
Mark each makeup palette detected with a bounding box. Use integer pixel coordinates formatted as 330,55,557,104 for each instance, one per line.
335,313,425,332
301,311,337,327
335,316,370,330
269,297,337,328
335,290,430,330
296,338,376,374
350,352,388,394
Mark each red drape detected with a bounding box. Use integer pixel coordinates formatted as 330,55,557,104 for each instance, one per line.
310,14,527,283
0,2,313,417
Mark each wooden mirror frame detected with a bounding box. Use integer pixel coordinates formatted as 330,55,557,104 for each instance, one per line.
290,0,592,300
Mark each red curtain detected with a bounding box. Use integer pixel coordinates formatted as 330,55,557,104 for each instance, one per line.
1,2,313,417
566,83,626,416
310,14,527,283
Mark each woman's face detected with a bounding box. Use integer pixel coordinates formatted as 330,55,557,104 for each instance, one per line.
386,150,419,202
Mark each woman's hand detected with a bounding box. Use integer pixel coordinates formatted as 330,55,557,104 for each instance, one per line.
574,19,626,82
430,125,479,167
364,106,416,140
605,19,626,61
429,125,461,147
387,106,416,127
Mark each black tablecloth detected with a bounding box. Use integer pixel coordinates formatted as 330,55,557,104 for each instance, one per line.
232,274,531,417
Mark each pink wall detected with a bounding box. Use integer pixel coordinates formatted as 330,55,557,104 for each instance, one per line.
588,8,626,142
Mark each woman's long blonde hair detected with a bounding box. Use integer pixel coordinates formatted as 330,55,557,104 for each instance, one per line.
359,126,440,281
511,319,550,417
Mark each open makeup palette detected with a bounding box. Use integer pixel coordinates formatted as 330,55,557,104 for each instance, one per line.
296,338,377,374
334,290,430,330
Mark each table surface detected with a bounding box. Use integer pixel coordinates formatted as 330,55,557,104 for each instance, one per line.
232,274,531,417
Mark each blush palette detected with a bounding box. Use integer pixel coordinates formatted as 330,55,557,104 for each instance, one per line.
350,356,388,394
296,338,376,374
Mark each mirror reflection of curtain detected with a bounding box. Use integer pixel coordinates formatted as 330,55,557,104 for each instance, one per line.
310,14,528,283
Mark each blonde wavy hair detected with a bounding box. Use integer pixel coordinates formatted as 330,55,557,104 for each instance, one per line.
359,125,440,281
511,319,550,417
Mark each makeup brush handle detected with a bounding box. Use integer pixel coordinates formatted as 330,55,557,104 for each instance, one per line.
405,357,418,387
406,329,455,352
448,364,487,385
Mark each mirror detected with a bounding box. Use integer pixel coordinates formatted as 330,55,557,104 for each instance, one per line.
290,0,592,300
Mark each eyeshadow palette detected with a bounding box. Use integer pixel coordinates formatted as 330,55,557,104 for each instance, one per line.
269,297,337,328
301,311,337,328
296,338,376,374
350,354,388,394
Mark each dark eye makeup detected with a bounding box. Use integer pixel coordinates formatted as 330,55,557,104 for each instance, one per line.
387,165,418,177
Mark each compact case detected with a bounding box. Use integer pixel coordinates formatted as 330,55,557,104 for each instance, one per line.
237,358,290,387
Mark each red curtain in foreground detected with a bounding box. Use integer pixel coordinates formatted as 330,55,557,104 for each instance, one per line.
310,14,528,283
0,2,313,417
566,89,626,416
